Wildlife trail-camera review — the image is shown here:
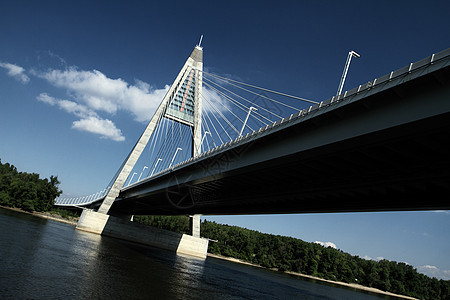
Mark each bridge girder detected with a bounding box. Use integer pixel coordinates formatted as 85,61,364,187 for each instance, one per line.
112,56,450,216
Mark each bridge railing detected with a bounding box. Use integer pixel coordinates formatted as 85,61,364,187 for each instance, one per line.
54,186,111,207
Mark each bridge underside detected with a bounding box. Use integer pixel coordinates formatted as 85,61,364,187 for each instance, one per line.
110,58,450,216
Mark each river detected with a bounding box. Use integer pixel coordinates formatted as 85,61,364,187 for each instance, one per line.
0,207,397,299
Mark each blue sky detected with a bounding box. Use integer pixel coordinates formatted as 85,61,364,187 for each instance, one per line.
1,0,449,279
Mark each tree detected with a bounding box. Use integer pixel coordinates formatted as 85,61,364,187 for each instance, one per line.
132,215,450,299
0,159,62,212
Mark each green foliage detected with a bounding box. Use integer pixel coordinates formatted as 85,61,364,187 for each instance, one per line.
50,208,80,219
200,219,450,300
133,215,191,234
0,159,62,212
132,215,450,300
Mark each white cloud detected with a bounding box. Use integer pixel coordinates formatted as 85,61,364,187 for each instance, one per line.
72,117,125,142
37,93,95,118
418,265,450,280
36,67,168,122
34,63,170,141
37,93,125,142
58,99,96,118
37,92,57,105
202,85,232,114
421,265,438,271
315,241,337,249
361,255,389,262
0,62,30,84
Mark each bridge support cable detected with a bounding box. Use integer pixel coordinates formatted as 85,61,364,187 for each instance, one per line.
203,79,271,127
205,75,303,113
144,119,183,177
153,120,180,172
201,89,235,141
146,106,168,173
201,80,280,142
204,86,272,129
201,70,319,105
202,92,241,136
143,116,197,176
200,88,267,146
202,105,225,145
202,95,237,141
203,76,283,123
202,82,253,132
201,118,216,148
199,70,317,139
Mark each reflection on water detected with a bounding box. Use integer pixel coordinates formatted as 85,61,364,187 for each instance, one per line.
0,208,394,299
171,254,206,294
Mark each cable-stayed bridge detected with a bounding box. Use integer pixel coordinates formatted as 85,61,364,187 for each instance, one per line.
56,46,450,218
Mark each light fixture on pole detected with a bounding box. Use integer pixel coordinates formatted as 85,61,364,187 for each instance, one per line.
127,172,137,186
137,166,148,182
169,147,182,168
201,131,211,145
336,50,360,97
200,131,211,152
150,159,162,177
239,107,257,137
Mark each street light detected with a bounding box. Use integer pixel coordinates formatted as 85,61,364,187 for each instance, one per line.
127,172,137,186
201,131,211,145
239,107,257,137
150,158,162,177
169,147,182,168
336,50,360,97
200,131,211,152
137,166,148,182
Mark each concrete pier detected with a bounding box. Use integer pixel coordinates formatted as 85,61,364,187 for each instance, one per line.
76,210,209,258
190,214,201,238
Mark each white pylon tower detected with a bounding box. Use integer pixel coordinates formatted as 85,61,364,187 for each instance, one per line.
97,43,203,215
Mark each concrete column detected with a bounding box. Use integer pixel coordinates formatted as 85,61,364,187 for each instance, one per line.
77,210,209,258
192,46,203,157
190,214,201,238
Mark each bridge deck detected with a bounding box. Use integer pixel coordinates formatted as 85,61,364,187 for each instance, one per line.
87,49,450,215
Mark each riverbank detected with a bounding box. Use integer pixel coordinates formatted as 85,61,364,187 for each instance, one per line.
0,205,78,226
207,253,418,300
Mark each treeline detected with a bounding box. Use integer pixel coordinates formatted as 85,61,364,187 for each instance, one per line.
134,215,191,234
0,159,61,212
134,215,450,300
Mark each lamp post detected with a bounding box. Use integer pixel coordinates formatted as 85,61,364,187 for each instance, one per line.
127,172,137,186
137,166,148,182
201,131,211,145
169,147,182,168
336,50,360,97
239,107,257,137
150,158,162,177
200,131,211,152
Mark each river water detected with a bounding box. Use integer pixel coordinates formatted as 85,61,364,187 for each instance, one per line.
0,208,396,299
